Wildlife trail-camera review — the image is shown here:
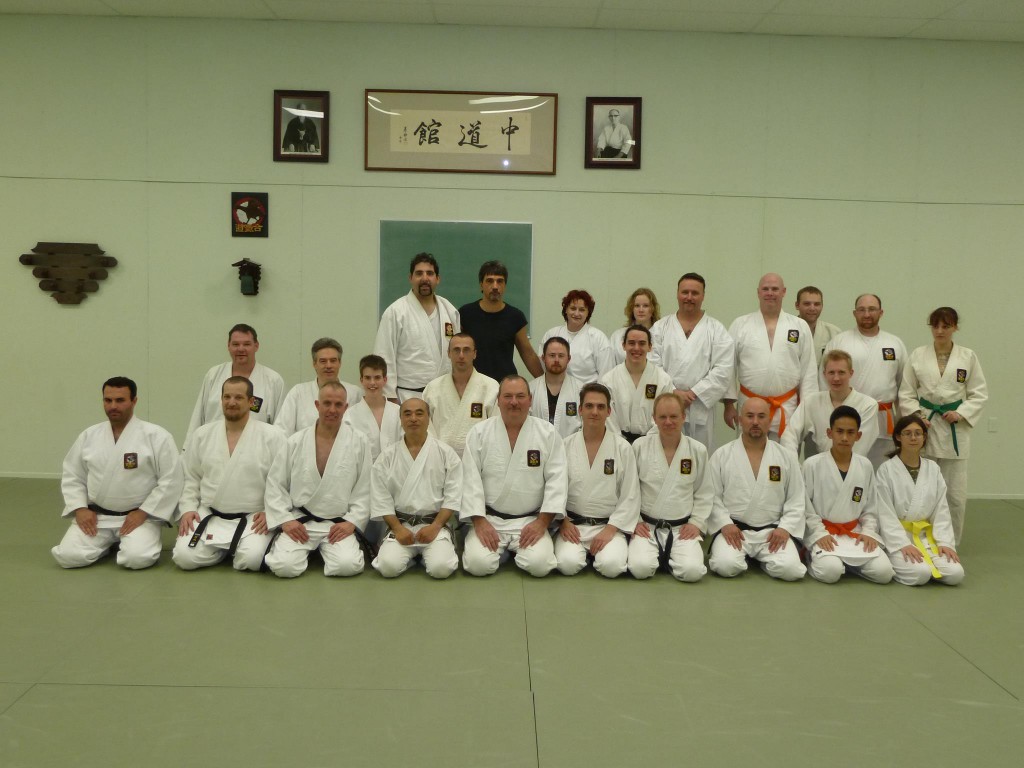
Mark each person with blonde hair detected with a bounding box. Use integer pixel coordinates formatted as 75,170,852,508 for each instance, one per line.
609,287,661,365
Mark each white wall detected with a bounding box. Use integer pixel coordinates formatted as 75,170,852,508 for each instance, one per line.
0,16,1016,494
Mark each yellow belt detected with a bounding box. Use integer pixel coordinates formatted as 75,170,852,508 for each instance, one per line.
901,519,942,579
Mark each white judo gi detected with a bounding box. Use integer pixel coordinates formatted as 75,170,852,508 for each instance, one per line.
374,291,460,400
539,324,615,384
264,424,372,578
608,326,634,366
825,329,907,466
422,370,499,457
707,440,806,581
342,400,402,462
811,320,841,365
649,313,734,449
370,435,462,579
874,457,964,586
276,379,362,437
556,429,640,578
460,415,568,577
599,362,674,440
899,344,987,545
779,389,879,459
628,433,713,582
54,417,184,570
172,419,286,572
185,362,285,440
802,452,893,584
528,375,584,439
725,311,818,441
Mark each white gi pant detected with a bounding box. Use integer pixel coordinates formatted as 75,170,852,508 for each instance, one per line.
554,522,628,579
372,525,458,579
708,528,806,581
462,517,557,578
889,550,964,586
170,515,270,572
934,458,968,546
684,419,716,453
52,519,163,570
265,524,364,578
806,546,894,584
627,526,706,582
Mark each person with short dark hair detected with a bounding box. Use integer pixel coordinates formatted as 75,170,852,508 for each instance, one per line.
539,289,615,384
342,354,401,462
528,336,583,438
795,286,841,364
600,324,674,444
276,337,361,436
422,332,499,457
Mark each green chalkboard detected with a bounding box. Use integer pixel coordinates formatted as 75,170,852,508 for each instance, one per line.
378,220,533,320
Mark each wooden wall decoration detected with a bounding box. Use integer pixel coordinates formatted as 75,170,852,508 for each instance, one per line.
19,242,117,305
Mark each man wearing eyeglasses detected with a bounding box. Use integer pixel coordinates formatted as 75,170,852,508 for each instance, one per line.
595,109,632,159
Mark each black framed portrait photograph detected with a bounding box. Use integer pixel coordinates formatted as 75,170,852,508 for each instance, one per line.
274,90,329,163
585,97,641,169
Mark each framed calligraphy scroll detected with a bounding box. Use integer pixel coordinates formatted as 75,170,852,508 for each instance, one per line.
365,90,557,175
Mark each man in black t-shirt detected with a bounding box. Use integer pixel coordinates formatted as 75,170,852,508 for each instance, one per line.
459,261,543,382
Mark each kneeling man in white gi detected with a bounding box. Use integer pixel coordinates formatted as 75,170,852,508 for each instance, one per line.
173,376,286,571
708,397,806,581
628,393,713,582
802,405,893,584
264,382,372,578
555,383,639,578
53,376,183,569
461,376,568,577
371,398,462,579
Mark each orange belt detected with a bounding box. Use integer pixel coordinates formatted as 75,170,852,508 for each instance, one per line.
823,519,859,539
877,401,895,435
740,385,799,436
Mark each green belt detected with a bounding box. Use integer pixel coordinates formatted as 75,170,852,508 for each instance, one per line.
920,398,963,456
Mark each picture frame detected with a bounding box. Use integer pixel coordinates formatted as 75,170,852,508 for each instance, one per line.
274,90,329,163
585,97,641,170
365,89,558,175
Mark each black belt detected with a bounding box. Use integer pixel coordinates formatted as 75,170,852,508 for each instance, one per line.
485,505,538,520
188,506,250,558
88,502,131,516
399,385,426,393
296,506,376,560
709,519,779,550
397,511,438,526
640,512,691,572
621,431,643,444
568,511,610,527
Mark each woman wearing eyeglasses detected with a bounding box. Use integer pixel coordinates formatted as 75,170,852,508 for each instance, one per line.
874,414,964,586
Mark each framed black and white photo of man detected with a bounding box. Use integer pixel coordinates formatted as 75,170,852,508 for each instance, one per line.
274,90,329,163
585,97,641,170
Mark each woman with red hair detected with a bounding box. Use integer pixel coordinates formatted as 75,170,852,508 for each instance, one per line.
539,289,615,384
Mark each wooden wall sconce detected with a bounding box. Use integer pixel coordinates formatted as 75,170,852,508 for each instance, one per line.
20,242,117,305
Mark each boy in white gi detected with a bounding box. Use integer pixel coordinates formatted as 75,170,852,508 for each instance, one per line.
277,337,361,436
173,376,286,572
423,332,499,457
371,398,461,579
802,405,893,584
628,393,713,582
460,376,568,577
555,383,639,578
264,382,372,578
600,324,673,444
529,336,583,438
53,377,183,569
342,354,402,462
708,397,806,581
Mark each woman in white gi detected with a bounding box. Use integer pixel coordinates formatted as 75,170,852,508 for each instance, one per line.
898,307,987,546
875,415,964,586
608,288,661,365
539,289,615,384
600,325,674,443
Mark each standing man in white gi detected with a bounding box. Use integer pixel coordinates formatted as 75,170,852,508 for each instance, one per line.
422,332,498,457
276,337,361,436
795,285,841,365
53,376,183,569
186,324,285,441
555,383,639,578
173,376,286,572
723,273,818,442
707,397,806,581
529,336,583,439
370,398,462,579
825,294,907,467
649,272,734,450
374,253,460,403
460,376,568,577
264,382,372,578
601,324,674,443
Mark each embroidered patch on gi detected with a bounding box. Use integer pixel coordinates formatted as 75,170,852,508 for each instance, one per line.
787,330,799,343
470,402,483,418
250,396,263,413
768,465,781,482
644,384,657,399
852,486,863,503
957,368,967,383
527,450,541,467
566,402,578,417
123,453,138,469
882,348,896,361
680,458,692,475
444,322,454,337
604,459,615,475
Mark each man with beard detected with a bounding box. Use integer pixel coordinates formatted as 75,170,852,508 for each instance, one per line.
529,336,583,438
